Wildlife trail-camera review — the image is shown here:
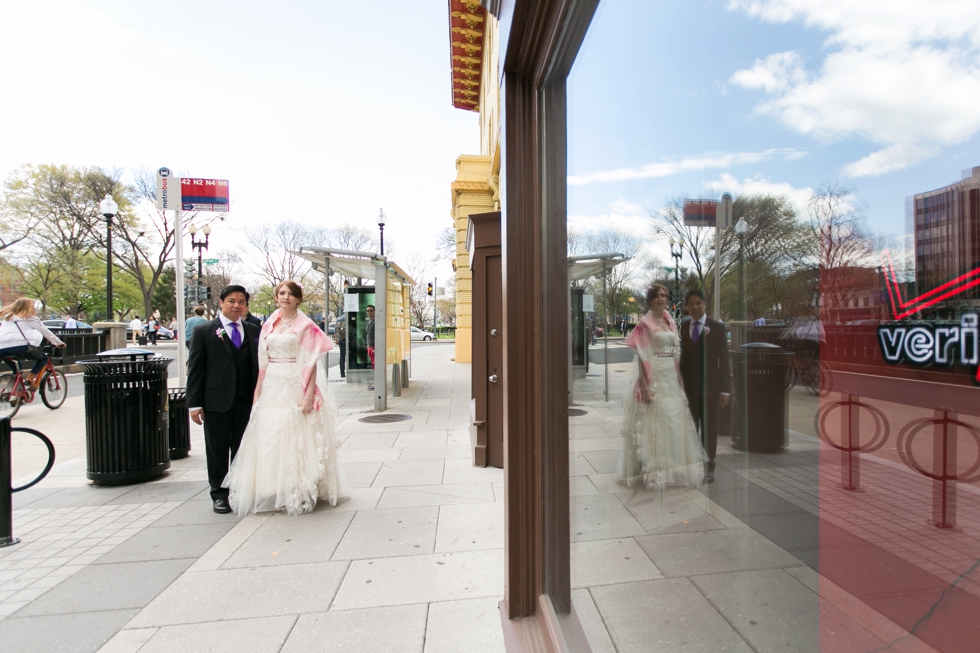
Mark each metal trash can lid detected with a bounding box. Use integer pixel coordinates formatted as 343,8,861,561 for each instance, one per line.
97,348,157,360
741,342,783,349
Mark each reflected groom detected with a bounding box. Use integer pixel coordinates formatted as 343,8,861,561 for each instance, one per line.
679,289,730,484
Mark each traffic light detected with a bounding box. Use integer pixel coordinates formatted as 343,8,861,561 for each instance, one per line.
202,286,211,300
427,283,433,297
183,259,196,279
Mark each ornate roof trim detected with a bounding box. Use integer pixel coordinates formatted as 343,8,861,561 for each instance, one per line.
448,0,485,112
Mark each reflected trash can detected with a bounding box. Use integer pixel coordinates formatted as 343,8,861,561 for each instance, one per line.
731,342,791,453
168,389,191,459
78,349,172,485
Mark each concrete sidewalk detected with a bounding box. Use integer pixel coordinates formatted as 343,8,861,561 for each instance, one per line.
1,343,505,653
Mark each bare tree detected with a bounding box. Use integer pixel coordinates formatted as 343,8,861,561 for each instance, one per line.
403,254,432,328
807,182,879,322
245,220,319,288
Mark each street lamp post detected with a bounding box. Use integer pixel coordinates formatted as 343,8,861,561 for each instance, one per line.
734,218,748,321
188,224,211,280
100,194,118,320
669,237,684,306
377,209,386,256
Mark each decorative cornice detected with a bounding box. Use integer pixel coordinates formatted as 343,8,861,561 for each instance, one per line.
448,0,486,113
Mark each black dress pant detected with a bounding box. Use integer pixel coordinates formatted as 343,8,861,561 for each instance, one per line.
203,393,252,499
339,341,346,376
688,394,720,472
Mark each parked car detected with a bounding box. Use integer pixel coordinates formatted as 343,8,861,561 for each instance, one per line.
42,319,93,330
411,326,434,342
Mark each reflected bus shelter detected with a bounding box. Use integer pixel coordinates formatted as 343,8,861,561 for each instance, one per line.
296,247,415,411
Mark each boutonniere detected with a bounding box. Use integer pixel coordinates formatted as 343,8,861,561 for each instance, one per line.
215,327,227,341
703,325,711,335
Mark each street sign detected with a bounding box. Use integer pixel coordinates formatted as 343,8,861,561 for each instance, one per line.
583,295,594,312
203,258,219,265
716,192,733,229
156,167,181,211
181,178,230,212
683,199,716,227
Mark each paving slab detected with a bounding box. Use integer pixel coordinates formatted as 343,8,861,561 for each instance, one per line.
17,559,194,616
127,561,349,627
372,459,446,487
0,608,139,653
332,506,439,560
425,597,505,653
95,523,235,564
130,615,296,653
221,508,354,568
635,528,802,578
109,481,208,505
281,604,427,653
591,577,752,653
331,549,504,611
571,538,663,588
435,502,503,553
377,483,496,509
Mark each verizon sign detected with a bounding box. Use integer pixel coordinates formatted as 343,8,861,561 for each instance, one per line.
878,314,980,382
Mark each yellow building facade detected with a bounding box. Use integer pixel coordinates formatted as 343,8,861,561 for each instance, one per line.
448,0,500,364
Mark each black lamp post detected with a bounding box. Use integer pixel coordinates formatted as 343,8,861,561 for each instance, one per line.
734,218,748,321
669,236,684,304
188,224,211,279
377,208,386,256
100,194,118,320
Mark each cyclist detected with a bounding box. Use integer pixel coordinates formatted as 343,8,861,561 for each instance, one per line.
0,298,67,389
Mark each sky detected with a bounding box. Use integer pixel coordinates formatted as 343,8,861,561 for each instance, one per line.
0,1,479,286
567,0,980,266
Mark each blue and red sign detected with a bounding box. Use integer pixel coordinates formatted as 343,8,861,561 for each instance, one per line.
683,199,716,227
181,178,229,212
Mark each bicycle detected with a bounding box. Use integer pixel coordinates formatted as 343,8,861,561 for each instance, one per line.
0,356,68,419
784,348,832,397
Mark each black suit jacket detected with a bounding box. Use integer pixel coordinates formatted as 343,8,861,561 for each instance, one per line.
186,317,260,412
679,316,731,399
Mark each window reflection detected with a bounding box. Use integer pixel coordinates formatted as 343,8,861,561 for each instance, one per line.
565,2,980,651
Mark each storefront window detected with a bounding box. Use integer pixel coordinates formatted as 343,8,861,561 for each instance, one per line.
564,2,980,650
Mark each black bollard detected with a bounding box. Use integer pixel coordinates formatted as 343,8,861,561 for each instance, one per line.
0,417,18,547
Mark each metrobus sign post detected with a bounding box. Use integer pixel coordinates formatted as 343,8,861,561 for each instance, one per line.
181,178,230,212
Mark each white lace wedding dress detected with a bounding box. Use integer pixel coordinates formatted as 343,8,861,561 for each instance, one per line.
618,328,706,489
225,332,349,516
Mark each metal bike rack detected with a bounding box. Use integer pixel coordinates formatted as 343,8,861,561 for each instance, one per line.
1,417,55,547
897,409,980,530
814,393,889,491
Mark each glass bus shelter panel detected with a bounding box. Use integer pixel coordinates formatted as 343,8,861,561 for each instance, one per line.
345,287,376,374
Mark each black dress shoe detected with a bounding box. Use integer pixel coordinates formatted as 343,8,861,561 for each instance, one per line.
706,470,715,484
213,498,232,514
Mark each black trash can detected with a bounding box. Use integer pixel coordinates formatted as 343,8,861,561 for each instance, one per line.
78,349,172,485
168,389,191,459
731,342,791,453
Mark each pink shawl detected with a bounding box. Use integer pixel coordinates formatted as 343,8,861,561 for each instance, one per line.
625,309,678,401
258,309,335,410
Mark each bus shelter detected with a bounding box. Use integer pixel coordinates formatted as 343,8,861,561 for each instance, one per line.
296,247,415,411
568,253,628,404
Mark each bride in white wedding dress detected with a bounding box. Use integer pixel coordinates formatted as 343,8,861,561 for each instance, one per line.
618,284,706,489
224,281,349,516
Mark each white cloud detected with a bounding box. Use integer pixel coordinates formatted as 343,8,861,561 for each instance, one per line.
568,148,804,185
728,0,980,176
568,198,651,234
703,173,813,212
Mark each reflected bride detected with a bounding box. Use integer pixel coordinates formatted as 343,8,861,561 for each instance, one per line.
617,284,706,489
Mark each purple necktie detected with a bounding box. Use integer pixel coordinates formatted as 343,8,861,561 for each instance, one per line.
229,322,242,348
692,321,702,343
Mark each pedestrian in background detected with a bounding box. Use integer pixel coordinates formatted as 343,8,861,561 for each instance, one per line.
335,316,347,378
184,306,208,347
129,315,143,345
147,315,159,345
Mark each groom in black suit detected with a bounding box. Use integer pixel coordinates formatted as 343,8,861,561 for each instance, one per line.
679,289,730,484
186,285,260,513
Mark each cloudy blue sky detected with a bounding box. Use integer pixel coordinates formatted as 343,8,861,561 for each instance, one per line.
567,0,980,254
0,1,478,283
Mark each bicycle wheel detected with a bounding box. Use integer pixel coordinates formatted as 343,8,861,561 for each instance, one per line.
784,360,798,389
0,373,22,419
40,369,68,409
818,360,833,397
803,359,823,396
